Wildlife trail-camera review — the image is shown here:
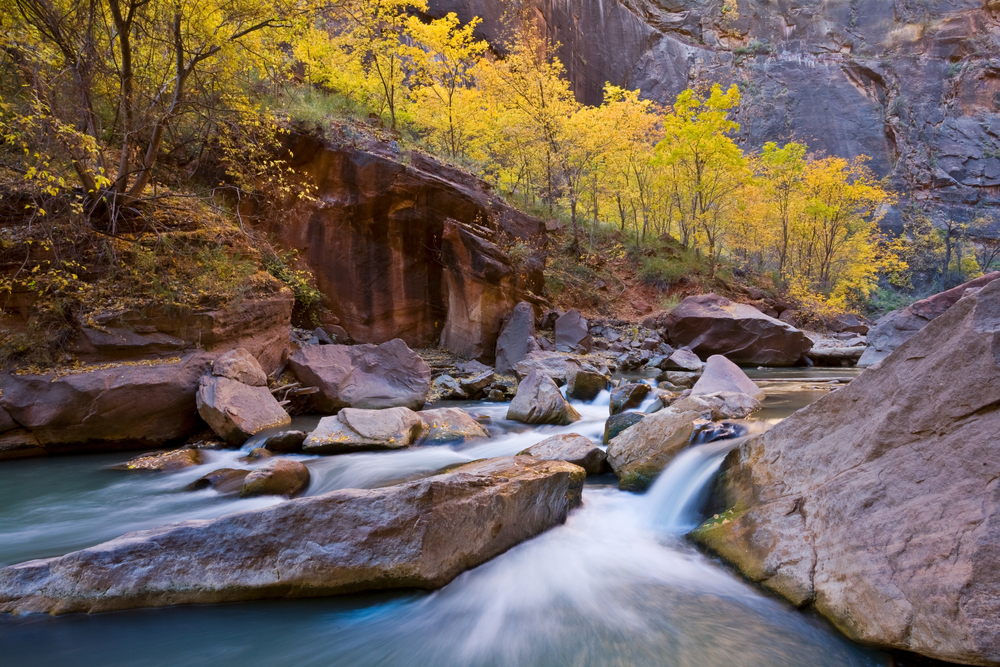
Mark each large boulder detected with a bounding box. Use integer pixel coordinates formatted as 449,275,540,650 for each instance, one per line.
606,407,701,491
554,310,592,353
196,376,291,445
691,355,765,401
287,339,431,413
507,371,581,425
0,456,584,614
211,348,268,387
518,433,607,475
303,407,427,455
418,408,491,445
0,353,214,454
858,272,1000,367
240,459,311,498
662,294,811,367
495,301,537,375
692,279,1000,665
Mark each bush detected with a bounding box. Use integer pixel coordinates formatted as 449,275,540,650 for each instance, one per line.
263,251,327,326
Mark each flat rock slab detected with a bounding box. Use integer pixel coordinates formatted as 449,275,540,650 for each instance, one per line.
692,279,1000,665
0,457,584,615
519,433,607,475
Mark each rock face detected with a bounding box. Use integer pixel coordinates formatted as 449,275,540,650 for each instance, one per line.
691,355,765,401
693,279,1000,665
554,310,592,353
418,408,491,445
267,137,546,360
507,371,581,425
606,407,701,491
240,459,311,498
859,272,1000,367
196,376,291,445
495,301,537,375
663,294,811,367
0,457,584,614
303,407,427,454
519,433,607,475
288,339,431,413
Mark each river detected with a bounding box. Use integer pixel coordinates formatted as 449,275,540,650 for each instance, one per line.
0,368,887,666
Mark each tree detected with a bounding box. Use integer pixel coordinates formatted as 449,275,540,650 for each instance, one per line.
1,0,311,226
755,141,806,281
655,84,747,277
405,12,488,160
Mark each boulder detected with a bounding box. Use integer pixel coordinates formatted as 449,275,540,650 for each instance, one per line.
691,355,765,401
287,339,431,413
606,408,701,491
829,312,869,335
507,371,581,425
186,468,251,494
495,302,537,375
603,412,645,445
519,433,607,475
659,371,699,388
682,392,760,420
303,407,427,455
609,383,651,416
513,351,575,384
0,456,583,614
691,279,1000,665
241,459,311,498
565,367,608,401
659,348,704,372
663,294,812,366
554,310,592,353
432,375,466,400
113,448,204,472
457,360,491,374
211,348,267,387
418,408,491,445
260,430,307,453
239,448,273,463
459,370,494,398
196,376,291,445
858,272,1000,367
0,352,213,454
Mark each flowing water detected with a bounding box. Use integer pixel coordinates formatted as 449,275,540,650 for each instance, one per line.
0,369,886,666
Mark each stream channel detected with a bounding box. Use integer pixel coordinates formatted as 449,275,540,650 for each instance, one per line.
0,368,890,666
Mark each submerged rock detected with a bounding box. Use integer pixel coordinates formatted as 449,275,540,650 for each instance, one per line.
113,448,204,472
606,408,701,491
663,294,811,367
692,278,1000,665
519,433,607,475
0,457,583,614
287,339,431,412
609,383,651,416
303,407,427,455
186,468,251,494
241,459,310,498
418,408,491,445
507,371,581,425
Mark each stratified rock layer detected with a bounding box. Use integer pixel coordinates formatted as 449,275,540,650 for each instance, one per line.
0,457,584,614
694,280,1000,666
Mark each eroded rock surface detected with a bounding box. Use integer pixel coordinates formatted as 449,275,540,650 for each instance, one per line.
0,457,584,614
693,279,1000,665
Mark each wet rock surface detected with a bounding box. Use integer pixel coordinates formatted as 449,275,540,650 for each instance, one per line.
609,383,651,416
603,412,645,445
418,408,491,445
0,457,584,614
288,339,431,412
240,459,311,498
606,408,702,492
303,407,427,455
186,468,251,494
260,431,307,453
113,448,205,472
693,279,1000,665
519,433,607,475
196,375,291,446
507,371,581,426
